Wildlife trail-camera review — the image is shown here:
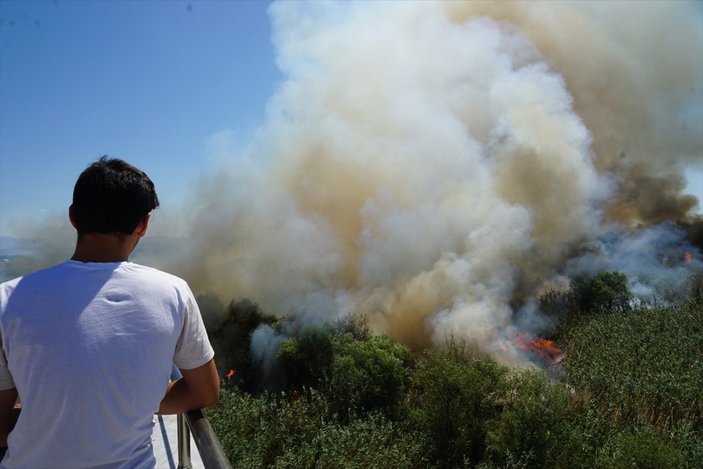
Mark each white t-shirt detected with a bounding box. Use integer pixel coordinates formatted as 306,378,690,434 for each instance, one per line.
0,261,215,469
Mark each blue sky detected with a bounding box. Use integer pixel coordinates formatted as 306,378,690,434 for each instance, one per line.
0,0,280,236
1,0,701,239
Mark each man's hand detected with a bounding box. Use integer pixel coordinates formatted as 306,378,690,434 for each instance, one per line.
158,359,219,415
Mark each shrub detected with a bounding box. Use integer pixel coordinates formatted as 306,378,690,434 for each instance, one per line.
596,426,685,469
483,371,581,468
275,413,428,469
539,288,575,319
667,420,703,467
207,387,426,468
327,333,411,421
336,313,371,341
562,301,703,467
278,325,335,390
571,271,631,313
210,298,279,391
562,303,703,431
408,345,507,468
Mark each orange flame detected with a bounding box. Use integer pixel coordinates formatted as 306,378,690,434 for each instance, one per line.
226,369,236,379
515,333,563,364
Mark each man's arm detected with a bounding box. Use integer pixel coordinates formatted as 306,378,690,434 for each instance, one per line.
158,359,219,415
0,387,18,447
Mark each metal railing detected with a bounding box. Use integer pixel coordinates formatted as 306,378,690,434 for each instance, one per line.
171,366,232,469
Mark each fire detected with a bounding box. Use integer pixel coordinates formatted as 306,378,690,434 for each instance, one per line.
490,329,565,367
226,369,236,379
515,333,563,365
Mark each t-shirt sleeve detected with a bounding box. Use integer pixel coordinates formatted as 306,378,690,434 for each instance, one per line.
173,285,215,370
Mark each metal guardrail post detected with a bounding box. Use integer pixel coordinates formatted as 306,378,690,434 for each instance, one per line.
177,413,192,469
183,408,232,469
171,365,232,469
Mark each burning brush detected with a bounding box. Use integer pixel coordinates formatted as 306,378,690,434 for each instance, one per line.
514,333,563,366
490,327,564,369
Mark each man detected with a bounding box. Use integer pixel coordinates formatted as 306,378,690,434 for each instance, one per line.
0,157,219,468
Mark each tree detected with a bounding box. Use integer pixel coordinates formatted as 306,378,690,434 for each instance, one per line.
327,333,411,421
572,271,631,312
408,347,507,467
278,325,334,390
211,298,279,391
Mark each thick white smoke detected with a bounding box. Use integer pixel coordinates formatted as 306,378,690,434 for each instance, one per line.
174,0,703,361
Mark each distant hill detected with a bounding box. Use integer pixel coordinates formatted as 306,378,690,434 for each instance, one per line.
0,236,33,259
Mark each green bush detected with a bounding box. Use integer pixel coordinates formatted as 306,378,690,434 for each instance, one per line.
408,345,507,468
561,300,703,467
207,387,426,468
483,371,581,469
210,298,279,391
278,325,335,390
327,333,411,421
667,420,703,467
277,325,411,422
562,303,703,431
596,426,685,469
336,313,371,341
539,288,575,319
275,414,428,469
571,271,631,313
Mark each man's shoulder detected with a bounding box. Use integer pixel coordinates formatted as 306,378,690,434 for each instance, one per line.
1,262,66,292
120,263,191,289
0,263,70,312
118,264,197,311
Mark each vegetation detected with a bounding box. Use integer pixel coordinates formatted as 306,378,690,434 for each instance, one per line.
206,271,703,468
572,271,632,312
209,298,280,392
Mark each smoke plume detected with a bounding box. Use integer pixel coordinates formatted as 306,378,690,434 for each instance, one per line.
174,1,703,362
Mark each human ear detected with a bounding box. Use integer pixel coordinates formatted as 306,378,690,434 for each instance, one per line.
135,212,151,237
68,205,78,229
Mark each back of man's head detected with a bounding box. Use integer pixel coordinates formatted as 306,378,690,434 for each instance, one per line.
72,156,160,236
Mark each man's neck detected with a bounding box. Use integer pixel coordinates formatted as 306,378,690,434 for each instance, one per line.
71,233,138,263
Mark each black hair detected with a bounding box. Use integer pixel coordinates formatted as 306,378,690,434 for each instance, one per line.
72,156,160,235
